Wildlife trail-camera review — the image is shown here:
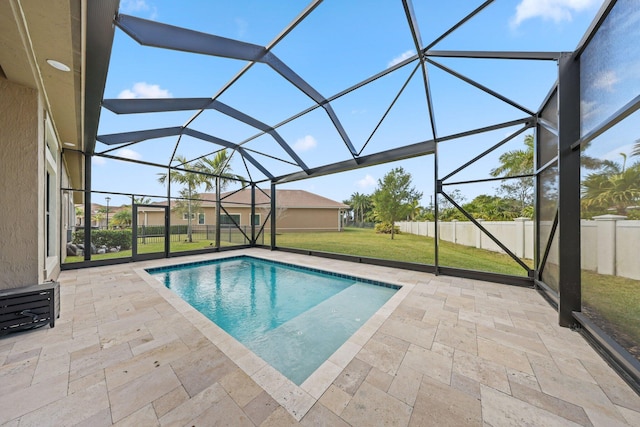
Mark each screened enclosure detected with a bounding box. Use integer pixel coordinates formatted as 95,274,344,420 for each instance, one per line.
62,0,640,392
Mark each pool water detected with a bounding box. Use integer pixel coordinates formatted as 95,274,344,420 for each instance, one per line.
148,256,398,385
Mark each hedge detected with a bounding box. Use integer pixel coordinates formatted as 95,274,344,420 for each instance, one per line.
73,229,132,250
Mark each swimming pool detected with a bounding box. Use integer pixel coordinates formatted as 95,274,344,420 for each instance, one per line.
147,256,398,385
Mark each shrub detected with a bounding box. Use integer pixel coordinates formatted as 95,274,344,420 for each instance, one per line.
73,229,132,250
374,222,400,235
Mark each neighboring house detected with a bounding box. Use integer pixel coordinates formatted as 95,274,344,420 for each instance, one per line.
136,189,349,233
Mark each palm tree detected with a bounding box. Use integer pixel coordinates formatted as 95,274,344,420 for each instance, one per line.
407,198,422,221
581,161,640,216
632,139,640,158
349,192,370,224
196,150,246,193
490,134,534,216
157,155,205,242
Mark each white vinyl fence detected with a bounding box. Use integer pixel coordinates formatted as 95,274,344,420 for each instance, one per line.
397,215,640,280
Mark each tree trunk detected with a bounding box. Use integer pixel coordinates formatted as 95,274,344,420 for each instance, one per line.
391,221,395,240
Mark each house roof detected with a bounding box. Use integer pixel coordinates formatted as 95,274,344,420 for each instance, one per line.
216,189,348,209
137,189,348,210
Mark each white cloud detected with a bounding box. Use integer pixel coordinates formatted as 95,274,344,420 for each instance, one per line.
510,0,600,28
592,70,619,92
388,50,415,68
92,156,106,166
356,174,376,189
115,148,142,160
120,0,158,19
293,135,317,152
117,82,172,99
235,18,248,37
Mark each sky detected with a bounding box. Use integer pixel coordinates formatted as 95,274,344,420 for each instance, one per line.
90,0,614,209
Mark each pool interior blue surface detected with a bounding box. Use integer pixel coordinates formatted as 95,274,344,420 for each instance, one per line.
147,256,398,385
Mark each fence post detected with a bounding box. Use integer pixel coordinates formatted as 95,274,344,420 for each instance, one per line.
593,214,626,275
475,219,484,248
452,220,458,243
514,217,528,258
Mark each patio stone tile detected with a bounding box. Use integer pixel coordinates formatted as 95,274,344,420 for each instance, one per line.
112,404,158,427
505,367,541,392
508,380,593,426
4,346,41,365
68,368,106,395
581,359,640,412
243,390,280,426
409,376,481,427
69,341,132,382
453,349,510,394
333,357,372,395
17,381,110,427
451,372,481,400
159,383,227,427
170,344,236,397
318,384,351,417
152,385,189,418
364,366,394,392
401,343,452,385
300,402,350,427
477,336,533,375
388,364,422,406
434,323,478,355
341,381,412,427
73,408,113,427
300,359,342,399
272,380,316,420
481,384,582,427
458,309,496,329
220,367,264,408
0,354,39,395
616,405,640,426
0,372,68,425
104,339,190,390
375,319,435,356
108,364,180,423
528,353,628,424
327,340,361,368
32,352,70,385
259,406,299,427
186,394,253,426
252,363,289,396
476,325,550,357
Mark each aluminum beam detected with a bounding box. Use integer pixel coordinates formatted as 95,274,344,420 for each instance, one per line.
97,126,183,145
425,50,562,60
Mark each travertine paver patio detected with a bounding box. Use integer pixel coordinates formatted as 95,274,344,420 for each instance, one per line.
1,249,639,426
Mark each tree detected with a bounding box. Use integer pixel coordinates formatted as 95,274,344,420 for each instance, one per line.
348,192,372,224
490,134,534,216
371,167,422,239
111,207,132,228
581,160,640,217
632,138,640,157
196,150,246,193
158,155,205,242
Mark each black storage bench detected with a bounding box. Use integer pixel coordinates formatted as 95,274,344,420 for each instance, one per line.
0,282,60,336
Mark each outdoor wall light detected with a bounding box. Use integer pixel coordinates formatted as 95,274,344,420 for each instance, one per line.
46,59,70,72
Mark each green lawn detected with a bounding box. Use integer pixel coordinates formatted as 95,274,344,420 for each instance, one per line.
582,270,640,358
277,227,532,276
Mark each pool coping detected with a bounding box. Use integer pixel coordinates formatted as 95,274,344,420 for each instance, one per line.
134,250,414,421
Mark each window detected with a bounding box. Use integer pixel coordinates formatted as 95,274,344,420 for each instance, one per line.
252,213,261,226
198,212,205,225
182,213,196,220
220,214,240,225
44,116,58,260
